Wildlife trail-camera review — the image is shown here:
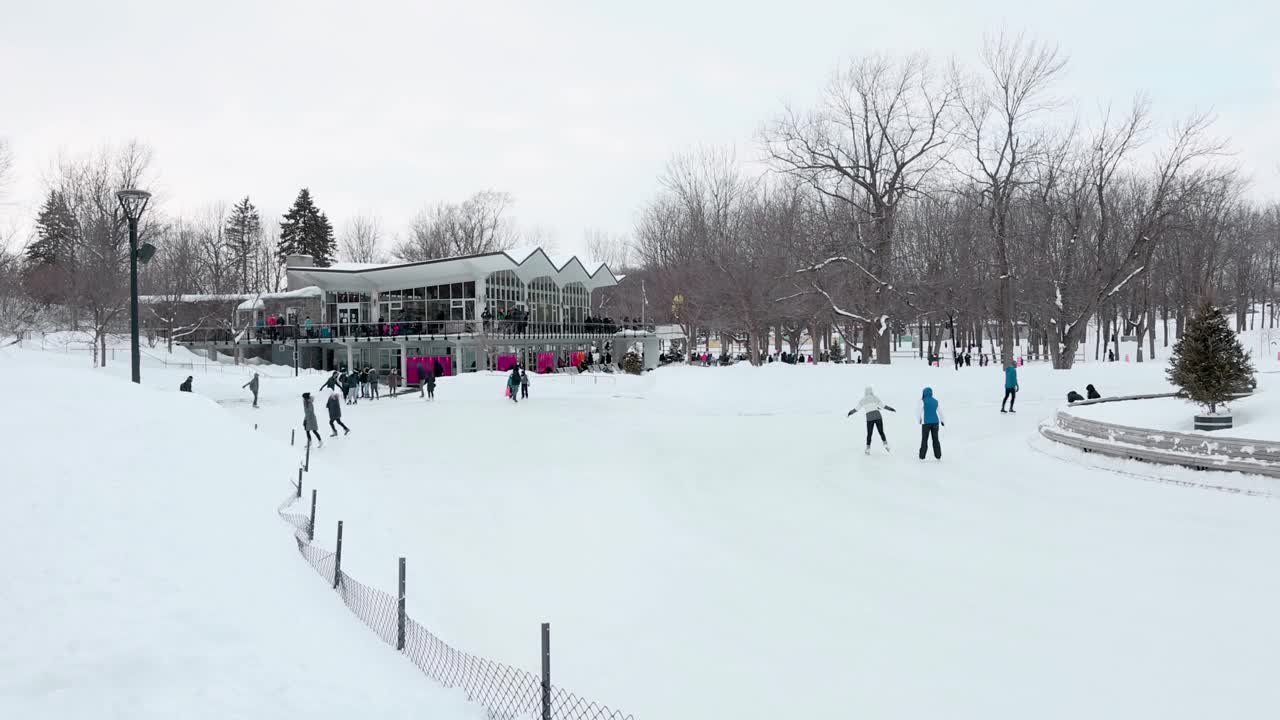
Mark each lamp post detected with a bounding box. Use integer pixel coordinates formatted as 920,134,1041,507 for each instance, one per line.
116,189,153,384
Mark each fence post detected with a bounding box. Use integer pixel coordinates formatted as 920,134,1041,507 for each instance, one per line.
541,622,551,720
296,468,303,498
304,442,310,472
333,520,344,589
308,489,317,542
397,557,407,651
291,428,296,446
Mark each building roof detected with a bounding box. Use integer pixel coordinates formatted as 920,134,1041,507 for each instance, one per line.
285,246,621,293
139,287,323,305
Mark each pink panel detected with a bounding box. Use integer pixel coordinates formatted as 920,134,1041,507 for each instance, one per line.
537,352,557,374
496,354,519,372
406,356,452,385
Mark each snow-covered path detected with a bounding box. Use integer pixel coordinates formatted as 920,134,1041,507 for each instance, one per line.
224,362,1280,720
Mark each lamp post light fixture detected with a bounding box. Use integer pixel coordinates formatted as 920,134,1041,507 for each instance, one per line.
116,189,154,384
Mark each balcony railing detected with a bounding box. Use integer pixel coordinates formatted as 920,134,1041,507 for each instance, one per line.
154,320,657,345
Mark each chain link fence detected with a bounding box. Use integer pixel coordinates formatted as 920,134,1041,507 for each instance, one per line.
277,477,634,720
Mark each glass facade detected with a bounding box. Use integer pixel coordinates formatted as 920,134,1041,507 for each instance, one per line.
485,271,524,319
317,272,591,337
526,276,560,333
563,282,589,331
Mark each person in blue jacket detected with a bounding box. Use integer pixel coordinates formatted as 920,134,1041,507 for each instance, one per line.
1001,363,1019,413
917,387,944,460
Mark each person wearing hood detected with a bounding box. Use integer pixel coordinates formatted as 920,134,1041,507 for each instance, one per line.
507,366,522,403
242,372,260,408
917,387,944,460
1066,390,1085,403
1001,363,1019,413
1086,384,1101,400
179,376,193,393
847,386,896,454
326,390,350,436
425,369,436,400
301,392,322,447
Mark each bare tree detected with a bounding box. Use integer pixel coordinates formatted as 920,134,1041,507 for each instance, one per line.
0,243,46,344
765,53,958,363
49,141,155,365
956,32,1068,366
339,213,387,263
584,228,631,270
393,191,517,260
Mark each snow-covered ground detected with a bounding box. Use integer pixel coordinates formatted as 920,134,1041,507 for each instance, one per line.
1069,390,1279,440
6,340,1280,719
211,358,1277,720
0,347,482,719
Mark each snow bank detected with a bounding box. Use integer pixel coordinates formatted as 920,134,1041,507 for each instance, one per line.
0,356,482,719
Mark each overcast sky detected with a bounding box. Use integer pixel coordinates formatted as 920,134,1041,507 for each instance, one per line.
2,0,1277,257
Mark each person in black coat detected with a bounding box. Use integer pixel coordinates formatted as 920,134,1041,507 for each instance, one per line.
1086,384,1101,400
179,376,193,392
1067,390,1085,403
326,391,350,436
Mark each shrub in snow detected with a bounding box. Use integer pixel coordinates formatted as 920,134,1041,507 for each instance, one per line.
623,351,643,375
1167,301,1255,414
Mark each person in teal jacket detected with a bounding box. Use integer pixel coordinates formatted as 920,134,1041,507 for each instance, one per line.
917,387,944,460
1001,364,1019,413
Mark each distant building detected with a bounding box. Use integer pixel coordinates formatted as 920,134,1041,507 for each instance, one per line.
158,246,659,375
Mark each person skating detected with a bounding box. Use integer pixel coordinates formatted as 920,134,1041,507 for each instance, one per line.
917,387,944,460
1001,363,1019,413
520,368,530,399
179,376,193,392
847,386,896,454
507,366,522,403
369,366,380,400
321,371,339,393
326,390,350,436
425,370,436,400
359,367,370,398
388,368,401,397
302,392,323,447
1086,383,1101,400
337,370,350,403
242,372,260,408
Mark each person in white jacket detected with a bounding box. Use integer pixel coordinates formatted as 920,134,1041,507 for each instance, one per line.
847,386,896,454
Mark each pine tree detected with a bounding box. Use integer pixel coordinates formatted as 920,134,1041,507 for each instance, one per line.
623,350,643,375
830,338,844,363
1166,301,1256,414
278,188,336,267
25,190,78,269
225,196,262,292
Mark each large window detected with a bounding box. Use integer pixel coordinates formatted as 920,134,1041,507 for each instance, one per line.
485,271,525,319
563,283,589,332
527,276,561,333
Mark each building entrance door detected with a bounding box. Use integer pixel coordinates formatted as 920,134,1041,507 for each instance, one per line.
337,304,360,336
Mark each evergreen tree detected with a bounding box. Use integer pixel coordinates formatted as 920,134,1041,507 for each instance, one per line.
623,350,643,375
25,190,78,269
1166,301,1256,414
277,188,336,267
224,196,262,291
830,338,844,362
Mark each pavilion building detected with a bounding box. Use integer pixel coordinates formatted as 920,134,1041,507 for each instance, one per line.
167,246,657,378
